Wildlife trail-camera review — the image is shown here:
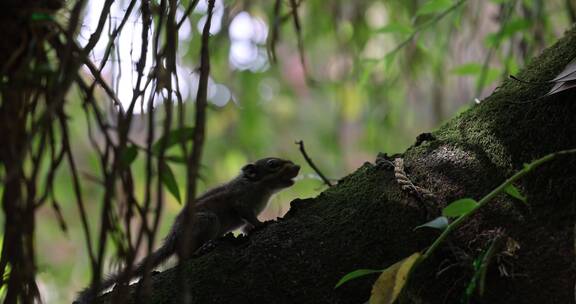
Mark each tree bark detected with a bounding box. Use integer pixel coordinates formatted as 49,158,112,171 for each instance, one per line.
103,27,576,304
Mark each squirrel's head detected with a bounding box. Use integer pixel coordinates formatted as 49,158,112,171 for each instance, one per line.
241,157,300,190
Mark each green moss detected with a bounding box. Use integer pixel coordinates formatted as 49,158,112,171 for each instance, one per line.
434,27,576,175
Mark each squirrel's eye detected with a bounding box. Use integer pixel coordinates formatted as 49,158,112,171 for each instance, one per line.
266,159,282,169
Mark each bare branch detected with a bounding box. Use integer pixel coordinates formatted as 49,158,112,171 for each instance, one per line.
295,140,333,187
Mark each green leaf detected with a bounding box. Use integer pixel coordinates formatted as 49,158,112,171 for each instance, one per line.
465,257,480,298
165,155,188,164
500,19,531,38
504,184,527,203
522,162,533,171
465,236,502,299
359,60,379,89
383,52,397,70
477,68,501,87
369,252,422,304
152,127,195,155
416,0,453,16
375,23,413,35
335,269,382,289
30,13,54,21
505,57,519,76
485,19,531,47
414,216,449,231
119,145,138,168
443,198,478,217
160,162,181,204
451,63,500,88
484,33,499,47
451,63,482,75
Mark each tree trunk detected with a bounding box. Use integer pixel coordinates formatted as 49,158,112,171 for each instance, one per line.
103,28,576,304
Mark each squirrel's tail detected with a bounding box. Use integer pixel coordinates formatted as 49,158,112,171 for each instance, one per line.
73,237,176,304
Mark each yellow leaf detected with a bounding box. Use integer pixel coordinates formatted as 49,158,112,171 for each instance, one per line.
369,252,421,304
341,83,364,121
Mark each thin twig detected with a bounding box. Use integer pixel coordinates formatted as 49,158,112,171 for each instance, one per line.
91,0,137,71
386,0,467,58
289,0,307,75
295,140,333,187
185,2,213,203
475,0,517,96
177,0,214,265
267,0,282,63
58,112,96,268
83,0,115,53
80,51,124,110
51,30,125,111
177,0,200,29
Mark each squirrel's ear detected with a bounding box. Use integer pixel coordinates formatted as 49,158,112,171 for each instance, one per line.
242,164,258,180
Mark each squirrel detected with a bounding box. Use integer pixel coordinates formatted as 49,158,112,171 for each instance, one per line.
75,157,300,303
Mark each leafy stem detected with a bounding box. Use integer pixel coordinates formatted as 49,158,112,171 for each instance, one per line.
422,148,576,260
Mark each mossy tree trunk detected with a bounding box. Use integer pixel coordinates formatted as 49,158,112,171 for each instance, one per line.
105,28,576,304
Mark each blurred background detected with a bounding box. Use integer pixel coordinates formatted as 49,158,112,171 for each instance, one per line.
9,0,574,302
